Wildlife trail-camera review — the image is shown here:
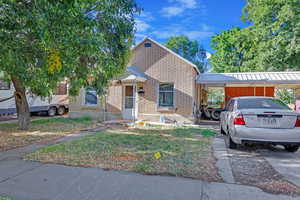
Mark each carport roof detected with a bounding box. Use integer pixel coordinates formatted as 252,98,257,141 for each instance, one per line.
196,71,300,84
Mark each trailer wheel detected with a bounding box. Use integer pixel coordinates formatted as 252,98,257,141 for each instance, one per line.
48,107,57,117
203,109,211,119
211,110,221,121
57,106,66,116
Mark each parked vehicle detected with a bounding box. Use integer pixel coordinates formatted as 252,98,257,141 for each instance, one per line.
220,96,300,152
0,81,68,117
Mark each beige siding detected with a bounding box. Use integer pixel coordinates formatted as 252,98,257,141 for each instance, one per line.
129,39,197,122
106,85,122,113
69,88,102,112
69,38,198,123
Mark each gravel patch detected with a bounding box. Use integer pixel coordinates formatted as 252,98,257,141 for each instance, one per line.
228,144,300,196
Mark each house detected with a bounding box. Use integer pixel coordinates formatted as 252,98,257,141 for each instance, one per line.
69,37,300,123
69,37,200,123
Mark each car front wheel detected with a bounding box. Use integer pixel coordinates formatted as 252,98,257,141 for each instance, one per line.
284,145,299,153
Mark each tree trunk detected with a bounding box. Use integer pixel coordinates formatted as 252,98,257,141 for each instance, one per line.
11,77,30,130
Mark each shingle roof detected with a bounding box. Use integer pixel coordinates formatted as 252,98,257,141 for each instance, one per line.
196,71,300,84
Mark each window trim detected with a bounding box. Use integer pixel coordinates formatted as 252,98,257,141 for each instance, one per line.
83,88,98,107
157,83,175,108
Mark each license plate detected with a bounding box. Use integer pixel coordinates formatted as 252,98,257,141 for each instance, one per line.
261,118,277,126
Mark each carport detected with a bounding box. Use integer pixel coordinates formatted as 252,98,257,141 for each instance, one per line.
195,71,300,120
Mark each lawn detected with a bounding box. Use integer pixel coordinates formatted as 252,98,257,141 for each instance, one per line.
26,125,221,181
0,197,14,200
0,117,97,152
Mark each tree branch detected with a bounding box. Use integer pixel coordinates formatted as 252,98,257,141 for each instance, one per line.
0,93,15,102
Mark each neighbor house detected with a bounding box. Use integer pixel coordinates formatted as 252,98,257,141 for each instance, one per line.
69,37,200,123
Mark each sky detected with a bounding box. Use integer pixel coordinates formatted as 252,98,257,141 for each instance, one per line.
134,0,250,53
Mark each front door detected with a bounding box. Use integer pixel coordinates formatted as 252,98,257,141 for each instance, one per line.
122,85,136,120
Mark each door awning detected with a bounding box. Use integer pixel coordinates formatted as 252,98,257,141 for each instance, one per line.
117,66,148,83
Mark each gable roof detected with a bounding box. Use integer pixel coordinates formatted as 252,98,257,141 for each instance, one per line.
132,37,200,74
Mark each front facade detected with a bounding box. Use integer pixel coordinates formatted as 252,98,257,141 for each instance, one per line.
69,38,199,123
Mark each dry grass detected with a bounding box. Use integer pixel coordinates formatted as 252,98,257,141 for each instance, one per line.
0,117,97,151
26,125,221,181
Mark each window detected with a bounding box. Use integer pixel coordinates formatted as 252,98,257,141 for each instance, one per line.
225,100,234,111
53,82,67,95
237,98,290,110
159,83,174,107
228,100,235,111
144,42,152,47
0,80,10,90
125,85,134,109
85,88,97,105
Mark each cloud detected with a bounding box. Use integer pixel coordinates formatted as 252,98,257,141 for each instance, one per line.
169,0,197,9
139,11,154,21
161,0,199,17
206,52,212,59
135,19,151,33
151,24,214,40
161,6,185,17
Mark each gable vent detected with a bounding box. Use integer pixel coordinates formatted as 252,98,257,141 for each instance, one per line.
144,42,152,47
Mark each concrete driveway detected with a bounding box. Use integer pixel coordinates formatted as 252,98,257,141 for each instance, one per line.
261,147,300,186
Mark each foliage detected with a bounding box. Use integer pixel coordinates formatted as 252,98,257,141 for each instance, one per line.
275,88,295,105
165,36,207,72
207,88,224,107
211,0,300,72
210,27,259,72
0,0,140,96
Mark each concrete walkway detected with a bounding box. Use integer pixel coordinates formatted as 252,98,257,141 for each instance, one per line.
0,132,298,200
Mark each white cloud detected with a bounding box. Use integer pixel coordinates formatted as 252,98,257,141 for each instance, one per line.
169,0,197,9
206,52,212,59
161,0,199,17
152,24,214,40
135,19,151,33
161,6,184,17
139,11,154,21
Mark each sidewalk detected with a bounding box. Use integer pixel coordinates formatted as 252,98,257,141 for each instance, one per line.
0,131,298,200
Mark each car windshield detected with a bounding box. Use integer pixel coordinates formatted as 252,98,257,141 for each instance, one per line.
237,98,291,110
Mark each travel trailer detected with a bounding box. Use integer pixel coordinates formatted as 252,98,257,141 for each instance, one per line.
0,80,69,116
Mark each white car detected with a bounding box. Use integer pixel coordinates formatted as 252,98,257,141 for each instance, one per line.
220,96,300,152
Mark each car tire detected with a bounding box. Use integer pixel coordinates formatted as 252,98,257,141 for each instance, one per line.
284,145,299,153
57,106,66,116
48,107,57,117
226,134,237,149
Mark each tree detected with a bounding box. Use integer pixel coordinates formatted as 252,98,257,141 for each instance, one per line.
210,27,260,73
165,36,207,72
0,0,139,130
211,0,300,73
242,0,300,71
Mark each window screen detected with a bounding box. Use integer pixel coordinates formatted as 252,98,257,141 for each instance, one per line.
159,83,174,107
85,88,97,105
